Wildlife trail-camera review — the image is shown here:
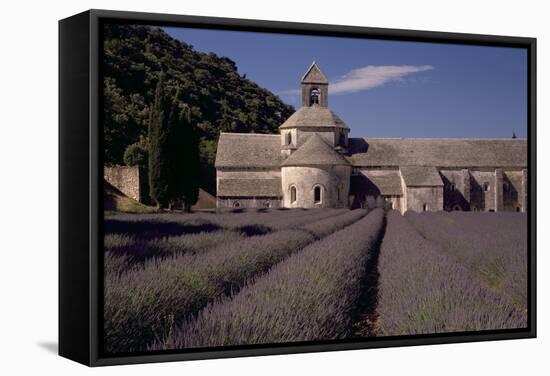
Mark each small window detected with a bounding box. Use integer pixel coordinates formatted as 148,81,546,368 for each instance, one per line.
449,183,456,192
233,201,240,208
422,203,428,212
264,201,271,208
483,182,490,192
285,132,292,145
472,205,478,212
290,186,297,203
310,88,320,105
452,204,461,211
314,186,322,204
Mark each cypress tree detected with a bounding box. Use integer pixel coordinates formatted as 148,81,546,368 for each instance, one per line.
165,99,187,209
148,77,201,211
148,77,172,209
180,107,200,212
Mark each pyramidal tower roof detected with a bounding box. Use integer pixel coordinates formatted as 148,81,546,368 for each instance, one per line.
301,61,329,84
278,106,349,129
281,134,351,167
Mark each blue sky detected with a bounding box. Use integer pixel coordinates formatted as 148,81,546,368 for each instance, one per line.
163,27,528,139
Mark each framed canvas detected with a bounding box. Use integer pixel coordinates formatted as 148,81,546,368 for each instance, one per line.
59,9,536,366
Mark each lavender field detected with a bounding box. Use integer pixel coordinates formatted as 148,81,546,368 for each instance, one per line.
103,208,528,354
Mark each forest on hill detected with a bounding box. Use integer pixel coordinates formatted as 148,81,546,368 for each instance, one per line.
103,23,294,194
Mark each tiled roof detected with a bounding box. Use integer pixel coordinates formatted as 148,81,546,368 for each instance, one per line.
217,178,282,197
301,62,329,84
348,138,527,168
281,134,351,167
279,106,349,129
400,166,443,187
215,133,281,168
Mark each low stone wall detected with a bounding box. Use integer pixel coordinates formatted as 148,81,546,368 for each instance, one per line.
104,166,142,202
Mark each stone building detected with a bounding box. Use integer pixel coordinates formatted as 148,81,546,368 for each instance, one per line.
215,62,528,213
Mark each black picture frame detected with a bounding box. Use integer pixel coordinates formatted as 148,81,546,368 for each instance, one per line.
59,9,537,367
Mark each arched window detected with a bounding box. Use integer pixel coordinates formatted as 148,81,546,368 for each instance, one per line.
449,183,456,192
264,201,271,208
483,182,490,192
310,88,320,105
422,203,428,212
233,201,240,208
452,204,462,211
285,132,292,145
314,186,322,204
290,186,297,203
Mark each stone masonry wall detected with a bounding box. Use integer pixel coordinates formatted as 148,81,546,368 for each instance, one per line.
217,197,282,209
281,165,351,208
104,166,142,202
405,186,444,212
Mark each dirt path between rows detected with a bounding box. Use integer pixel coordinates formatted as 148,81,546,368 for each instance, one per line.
351,213,387,337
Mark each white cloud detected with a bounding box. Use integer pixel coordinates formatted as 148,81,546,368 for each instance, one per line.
276,64,434,103
330,65,434,95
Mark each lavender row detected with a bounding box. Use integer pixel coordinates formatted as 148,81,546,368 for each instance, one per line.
376,211,526,337
154,209,384,350
104,230,246,276
103,208,343,241
405,211,527,309
103,209,366,353
103,209,348,274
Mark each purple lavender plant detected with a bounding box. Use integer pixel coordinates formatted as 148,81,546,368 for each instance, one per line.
376,211,526,337
153,209,384,350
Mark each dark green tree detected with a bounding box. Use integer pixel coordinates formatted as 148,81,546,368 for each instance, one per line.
123,137,148,167
148,78,201,210
148,78,172,208
179,107,201,211
102,24,295,194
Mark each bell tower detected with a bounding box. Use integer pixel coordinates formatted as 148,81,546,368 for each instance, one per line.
301,62,329,108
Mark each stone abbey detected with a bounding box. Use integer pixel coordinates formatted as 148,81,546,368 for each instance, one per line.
215,62,528,213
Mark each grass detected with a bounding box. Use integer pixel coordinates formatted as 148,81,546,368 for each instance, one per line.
104,180,158,213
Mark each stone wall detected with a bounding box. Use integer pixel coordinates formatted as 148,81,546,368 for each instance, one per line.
469,170,496,211
503,170,523,211
281,165,351,208
104,166,143,202
294,128,349,149
301,83,328,107
521,169,528,212
405,186,444,212
217,197,282,209
440,169,470,210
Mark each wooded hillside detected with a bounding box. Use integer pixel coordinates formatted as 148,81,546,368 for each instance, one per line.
103,24,294,194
